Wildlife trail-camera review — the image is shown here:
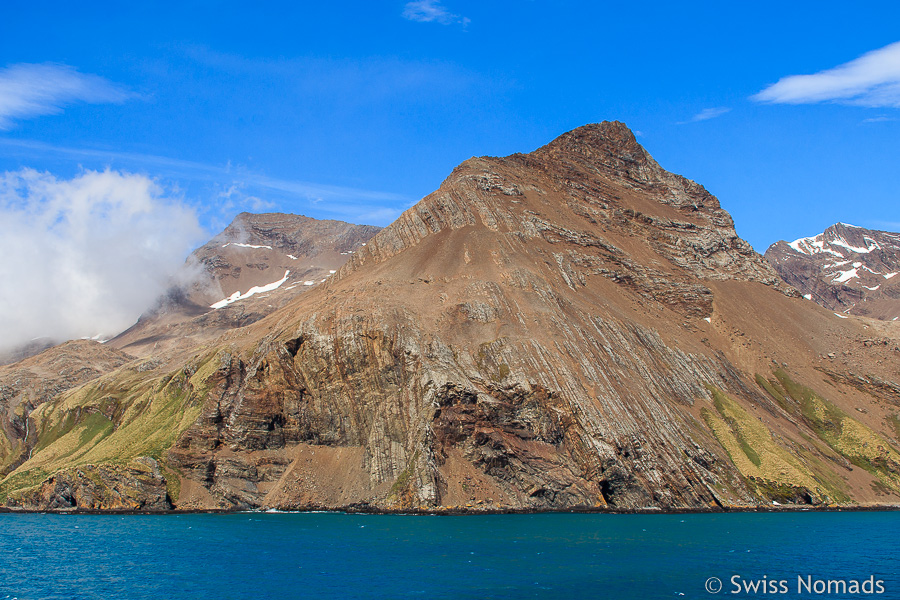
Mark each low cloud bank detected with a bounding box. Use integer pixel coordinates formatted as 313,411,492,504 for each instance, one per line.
0,168,204,352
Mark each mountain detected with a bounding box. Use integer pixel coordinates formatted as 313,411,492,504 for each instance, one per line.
0,338,57,367
765,223,900,321
0,340,133,477
2,122,899,512
107,212,381,358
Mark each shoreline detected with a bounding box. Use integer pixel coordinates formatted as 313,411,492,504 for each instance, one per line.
2,503,899,516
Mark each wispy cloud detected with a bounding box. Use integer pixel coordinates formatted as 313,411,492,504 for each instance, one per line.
402,0,470,26
180,45,480,101
678,107,731,124
753,41,900,107
861,115,896,123
0,63,134,129
0,169,203,351
0,138,416,225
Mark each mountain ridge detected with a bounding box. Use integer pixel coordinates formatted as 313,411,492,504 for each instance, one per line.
766,222,900,321
2,122,899,512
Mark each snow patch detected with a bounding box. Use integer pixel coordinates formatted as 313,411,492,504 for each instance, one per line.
833,313,849,319
329,269,336,274
860,265,881,275
210,270,290,309
825,260,852,269
803,294,812,300
885,273,898,279
788,236,822,254
303,280,315,286
861,285,881,291
703,317,711,323
832,267,859,283
788,235,843,257
222,242,273,250
287,254,298,260
830,238,870,254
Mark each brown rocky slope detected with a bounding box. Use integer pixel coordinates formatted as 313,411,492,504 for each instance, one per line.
3,122,900,512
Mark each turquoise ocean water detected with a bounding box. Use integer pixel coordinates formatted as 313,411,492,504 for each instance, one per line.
1,511,897,599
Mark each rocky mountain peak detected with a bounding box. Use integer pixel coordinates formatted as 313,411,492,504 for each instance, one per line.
341,121,777,289
765,223,900,320
6,124,899,514
534,121,651,167
107,213,381,357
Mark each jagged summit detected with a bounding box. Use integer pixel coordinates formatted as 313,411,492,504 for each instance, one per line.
341,120,772,288
765,223,900,320
538,121,643,154
534,121,652,170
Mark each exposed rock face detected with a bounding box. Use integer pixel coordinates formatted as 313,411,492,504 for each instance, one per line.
765,223,900,320
108,213,381,357
6,458,170,511
4,122,900,512
190,212,381,306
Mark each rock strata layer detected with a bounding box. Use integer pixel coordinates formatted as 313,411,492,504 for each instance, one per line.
3,122,899,511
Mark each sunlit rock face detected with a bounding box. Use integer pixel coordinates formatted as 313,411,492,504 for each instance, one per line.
4,123,900,512
766,223,900,321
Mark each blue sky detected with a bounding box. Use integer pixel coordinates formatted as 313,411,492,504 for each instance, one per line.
1,0,899,253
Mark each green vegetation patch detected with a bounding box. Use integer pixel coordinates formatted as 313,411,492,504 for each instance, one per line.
773,370,900,494
159,460,183,504
755,374,793,414
474,339,510,383
701,385,844,504
0,350,222,501
0,467,48,504
388,450,421,507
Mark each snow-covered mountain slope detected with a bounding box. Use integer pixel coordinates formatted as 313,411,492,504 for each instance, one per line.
765,223,900,320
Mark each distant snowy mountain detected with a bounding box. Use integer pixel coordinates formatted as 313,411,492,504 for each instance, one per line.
107,212,381,357
765,223,900,320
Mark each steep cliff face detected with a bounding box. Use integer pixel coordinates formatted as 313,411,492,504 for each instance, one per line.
4,123,900,511
766,223,900,321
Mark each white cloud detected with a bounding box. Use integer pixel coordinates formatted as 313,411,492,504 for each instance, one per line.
0,138,416,225
0,169,204,351
753,41,900,107
678,107,731,124
0,63,134,129
402,0,470,26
